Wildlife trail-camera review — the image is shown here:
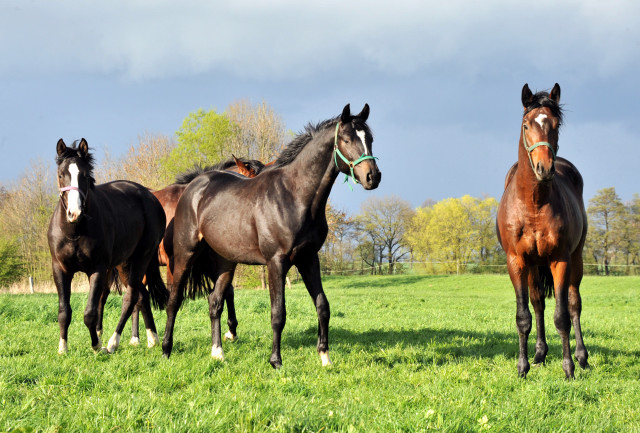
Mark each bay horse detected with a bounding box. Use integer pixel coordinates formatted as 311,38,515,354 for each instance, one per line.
48,139,168,354
115,156,267,346
496,83,588,378
162,104,381,368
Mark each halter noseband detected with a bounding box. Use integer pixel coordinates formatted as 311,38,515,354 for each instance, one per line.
522,124,557,172
59,185,87,213
333,122,378,186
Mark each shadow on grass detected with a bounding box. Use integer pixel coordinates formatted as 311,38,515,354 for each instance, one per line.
280,325,632,366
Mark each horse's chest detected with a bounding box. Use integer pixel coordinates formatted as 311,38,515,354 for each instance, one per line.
516,215,560,259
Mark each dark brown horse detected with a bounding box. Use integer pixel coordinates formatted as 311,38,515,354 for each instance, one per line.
162,104,381,368
497,84,588,378
48,139,168,354
99,156,266,347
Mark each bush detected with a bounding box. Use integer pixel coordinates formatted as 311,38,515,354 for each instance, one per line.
0,239,26,286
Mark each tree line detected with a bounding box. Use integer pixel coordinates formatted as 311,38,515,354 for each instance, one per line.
0,101,638,289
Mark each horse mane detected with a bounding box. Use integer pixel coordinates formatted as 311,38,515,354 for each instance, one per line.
270,117,340,169
524,90,564,127
174,157,266,184
55,140,96,188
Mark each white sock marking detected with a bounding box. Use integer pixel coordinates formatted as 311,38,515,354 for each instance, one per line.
106,332,121,353
320,351,332,366
130,336,140,346
224,331,237,341
146,329,159,348
211,345,225,361
58,338,68,354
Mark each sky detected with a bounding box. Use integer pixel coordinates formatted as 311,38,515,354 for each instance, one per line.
1,0,639,215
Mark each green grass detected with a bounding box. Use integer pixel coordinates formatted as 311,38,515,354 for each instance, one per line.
0,274,639,432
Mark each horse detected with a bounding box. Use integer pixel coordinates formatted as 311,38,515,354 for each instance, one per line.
162,103,381,368
496,83,589,378
110,156,267,346
48,138,168,354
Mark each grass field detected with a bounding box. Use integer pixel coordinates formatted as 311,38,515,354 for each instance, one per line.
0,274,639,432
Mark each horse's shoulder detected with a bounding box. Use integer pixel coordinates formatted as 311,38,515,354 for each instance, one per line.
555,157,584,195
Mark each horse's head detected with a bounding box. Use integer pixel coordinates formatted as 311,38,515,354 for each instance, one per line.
56,138,95,223
521,83,562,182
232,155,266,178
334,103,381,190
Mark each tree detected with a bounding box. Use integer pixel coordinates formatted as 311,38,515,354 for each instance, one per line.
227,99,287,162
587,187,626,275
357,196,414,274
406,195,501,274
163,109,237,177
96,133,175,188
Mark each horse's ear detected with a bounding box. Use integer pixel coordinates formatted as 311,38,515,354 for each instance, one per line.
521,84,534,109
56,139,67,156
233,154,249,173
356,103,370,122
341,104,352,123
78,138,89,157
549,83,561,104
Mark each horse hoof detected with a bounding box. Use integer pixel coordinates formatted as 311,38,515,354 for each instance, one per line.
320,351,332,367
146,330,160,348
106,333,121,354
224,331,238,342
562,359,575,379
532,353,546,365
270,356,282,369
211,345,225,361
130,337,140,346
162,352,171,359
58,339,68,355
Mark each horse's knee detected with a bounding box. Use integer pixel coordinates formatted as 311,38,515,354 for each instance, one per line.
516,308,532,335
83,309,98,329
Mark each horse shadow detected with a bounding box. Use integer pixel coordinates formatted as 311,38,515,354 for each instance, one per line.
281,325,636,367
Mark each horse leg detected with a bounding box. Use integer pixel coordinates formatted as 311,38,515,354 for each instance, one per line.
105,279,138,354
550,259,575,379
134,289,160,348
267,255,291,369
53,263,73,354
84,268,108,352
208,262,236,361
507,257,531,377
297,254,331,366
130,301,141,346
529,270,548,365
569,251,589,369
223,283,239,342
161,249,194,358
96,271,111,340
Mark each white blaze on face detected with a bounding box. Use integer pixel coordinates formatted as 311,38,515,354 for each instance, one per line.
535,114,548,129
356,130,369,156
66,163,82,221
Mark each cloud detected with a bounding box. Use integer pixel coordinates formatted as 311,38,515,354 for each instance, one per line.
1,0,638,81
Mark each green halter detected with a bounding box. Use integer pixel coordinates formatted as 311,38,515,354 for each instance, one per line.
333,122,378,188
522,124,557,172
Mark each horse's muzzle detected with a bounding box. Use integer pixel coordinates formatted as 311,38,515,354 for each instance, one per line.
363,167,381,190
535,161,555,182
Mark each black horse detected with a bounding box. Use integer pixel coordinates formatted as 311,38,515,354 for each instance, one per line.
48,139,168,354
162,104,381,368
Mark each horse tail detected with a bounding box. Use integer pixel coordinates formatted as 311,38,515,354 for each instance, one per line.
108,269,123,295
146,253,170,309
539,265,554,299
184,248,214,300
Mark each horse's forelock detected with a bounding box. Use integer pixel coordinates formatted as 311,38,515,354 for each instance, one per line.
55,142,96,188
524,92,564,126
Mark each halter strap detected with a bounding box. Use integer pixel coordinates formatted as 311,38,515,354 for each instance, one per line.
522,124,557,172
333,122,378,187
59,185,86,199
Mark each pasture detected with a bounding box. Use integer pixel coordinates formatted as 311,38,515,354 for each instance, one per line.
1,274,639,432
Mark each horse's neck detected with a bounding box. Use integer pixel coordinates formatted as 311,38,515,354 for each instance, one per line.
516,138,553,207
282,129,339,217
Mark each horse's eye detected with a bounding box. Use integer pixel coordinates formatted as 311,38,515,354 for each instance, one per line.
523,124,528,130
